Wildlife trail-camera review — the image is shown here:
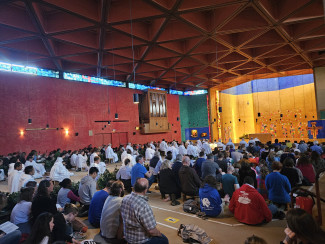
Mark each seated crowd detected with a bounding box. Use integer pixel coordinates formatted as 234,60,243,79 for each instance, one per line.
0,138,325,244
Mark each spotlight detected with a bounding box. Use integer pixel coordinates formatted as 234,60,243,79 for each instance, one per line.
65,129,69,136
20,130,24,136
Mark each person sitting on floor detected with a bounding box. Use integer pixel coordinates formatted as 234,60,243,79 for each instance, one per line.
158,160,181,206
90,156,106,176
24,212,54,244
57,178,80,208
8,162,23,193
221,165,240,199
199,175,223,217
25,156,46,179
179,156,201,196
116,158,132,193
18,166,35,191
229,176,272,225
78,167,99,217
100,181,126,244
88,180,113,228
50,153,74,182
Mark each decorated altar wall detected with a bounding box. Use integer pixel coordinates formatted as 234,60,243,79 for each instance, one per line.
219,74,317,143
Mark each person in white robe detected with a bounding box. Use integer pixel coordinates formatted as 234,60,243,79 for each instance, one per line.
202,140,212,155
8,162,23,193
90,150,99,165
187,142,198,157
121,151,136,167
159,139,168,154
254,137,260,143
145,146,155,161
50,156,74,182
25,156,46,179
89,156,106,176
70,151,78,167
217,139,226,150
248,137,256,145
239,139,248,148
18,166,35,190
121,149,128,163
125,143,134,154
178,142,187,156
105,144,118,163
149,141,156,150
170,144,179,161
197,140,203,151
226,139,235,148
76,150,88,171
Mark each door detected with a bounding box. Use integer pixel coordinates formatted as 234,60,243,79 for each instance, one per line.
103,133,112,145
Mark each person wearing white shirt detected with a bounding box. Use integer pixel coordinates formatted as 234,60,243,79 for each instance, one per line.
8,162,23,193
145,146,155,161
25,156,46,179
70,151,78,167
178,142,187,155
217,139,226,150
187,142,198,157
239,139,248,148
197,140,203,151
125,143,134,154
116,158,132,192
90,156,106,175
50,156,74,182
18,166,35,190
248,137,256,145
159,139,168,154
105,144,118,163
122,150,136,167
76,150,88,171
10,187,34,226
90,150,99,165
226,139,235,148
149,141,156,150
202,140,212,155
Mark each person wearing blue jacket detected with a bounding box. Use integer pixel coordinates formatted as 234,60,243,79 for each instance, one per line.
199,175,222,217
265,161,291,205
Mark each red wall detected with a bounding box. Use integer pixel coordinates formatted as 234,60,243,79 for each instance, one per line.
0,72,181,155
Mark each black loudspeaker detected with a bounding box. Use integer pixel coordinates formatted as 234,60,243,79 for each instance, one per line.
238,119,241,122
174,131,177,133
214,118,216,122
177,117,180,121
75,133,79,136
280,114,283,117
133,132,136,135
218,107,222,112
295,115,297,118
258,112,261,117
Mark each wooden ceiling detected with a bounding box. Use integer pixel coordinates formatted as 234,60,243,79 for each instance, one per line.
0,0,324,90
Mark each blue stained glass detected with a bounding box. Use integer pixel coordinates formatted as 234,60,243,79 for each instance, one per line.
184,90,208,95
62,72,126,87
11,65,37,75
0,62,11,71
169,89,184,95
128,82,166,91
36,68,59,78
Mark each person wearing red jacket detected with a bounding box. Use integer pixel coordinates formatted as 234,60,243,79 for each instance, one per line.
229,176,272,225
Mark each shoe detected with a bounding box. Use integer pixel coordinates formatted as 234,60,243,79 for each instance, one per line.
171,200,180,206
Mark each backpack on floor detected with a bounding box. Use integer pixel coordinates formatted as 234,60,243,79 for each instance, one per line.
177,224,211,244
183,199,200,214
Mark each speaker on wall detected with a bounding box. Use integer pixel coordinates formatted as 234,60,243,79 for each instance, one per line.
75,132,79,136
218,107,222,112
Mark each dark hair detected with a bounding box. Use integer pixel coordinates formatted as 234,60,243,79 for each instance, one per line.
110,181,124,197
25,181,37,188
202,175,217,188
207,154,214,160
297,156,311,166
124,158,130,166
244,235,267,244
243,176,254,185
136,155,143,163
271,161,282,171
286,208,325,244
63,203,78,215
127,149,132,154
24,165,34,174
106,180,114,188
283,157,294,168
199,151,205,157
14,162,22,169
310,151,321,161
259,166,269,180
59,178,72,188
25,212,53,244
27,156,33,160
134,178,147,193
20,187,34,202
89,167,99,175
36,180,51,198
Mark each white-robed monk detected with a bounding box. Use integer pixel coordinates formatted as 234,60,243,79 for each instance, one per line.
18,166,35,190
226,139,235,148
70,151,78,167
197,140,203,151
217,139,226,150
178,142,187,155
159,139,168,154
149,141,156,150
50,156,74,182
76,150,88,171
89,156,106,175
125,143,134,154
105,144,118,163
145,146,155,161
202,140,212,154
25,156,46,179
90,150,99,165
187,142,198,157
239,138,248,148
8,162,23,193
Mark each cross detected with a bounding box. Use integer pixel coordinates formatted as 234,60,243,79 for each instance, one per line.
307,122,323,139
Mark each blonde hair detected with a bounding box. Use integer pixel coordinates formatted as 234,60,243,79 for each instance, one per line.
160,160,171,170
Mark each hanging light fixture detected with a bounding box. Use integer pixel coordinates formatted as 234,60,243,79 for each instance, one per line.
133,93,139,104
108,121,111,125
115,113,118,119
28,118,32,124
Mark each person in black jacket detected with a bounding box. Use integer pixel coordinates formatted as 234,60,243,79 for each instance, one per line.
179,156,201,196
52,203,80,244
159,160,181,206
238,160,257,188
31,179,57,225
